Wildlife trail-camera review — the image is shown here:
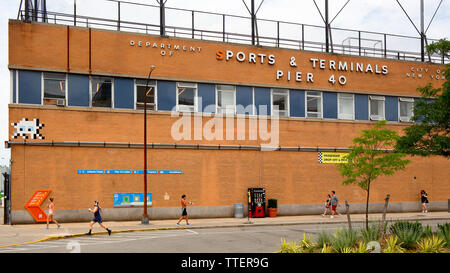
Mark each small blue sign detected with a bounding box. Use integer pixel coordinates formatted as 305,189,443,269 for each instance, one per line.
132,170,158,174
158,170,183,174
78,170,181,174
106,170,132,174
114,193,152,207
77,170,105,174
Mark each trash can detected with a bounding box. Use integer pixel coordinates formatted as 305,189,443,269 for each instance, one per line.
234,203,244,218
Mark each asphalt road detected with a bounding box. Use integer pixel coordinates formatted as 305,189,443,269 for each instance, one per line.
0,219,447,253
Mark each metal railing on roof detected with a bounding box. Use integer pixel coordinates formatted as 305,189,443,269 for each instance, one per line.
17,0,449,64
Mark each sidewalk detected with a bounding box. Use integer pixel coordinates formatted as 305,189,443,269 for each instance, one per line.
0,211,448,247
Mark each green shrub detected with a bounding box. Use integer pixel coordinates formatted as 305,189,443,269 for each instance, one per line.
423,225,433,238
267,199,277,209
360,224,380,243
278,238,303,253
389,221,423,248
316,231,334,247
437,223,450,247
352,241,370,253
417,235,446,253
299,233,315,252
382,235,405,253
320,243,334,253
332,228,359,253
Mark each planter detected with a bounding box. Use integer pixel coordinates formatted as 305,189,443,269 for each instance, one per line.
268,208,278,217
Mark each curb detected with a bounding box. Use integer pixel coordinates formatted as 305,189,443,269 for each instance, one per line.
0,215,448,248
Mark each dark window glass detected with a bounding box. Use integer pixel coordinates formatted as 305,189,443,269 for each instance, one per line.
91,77,112,107
136,79,156,110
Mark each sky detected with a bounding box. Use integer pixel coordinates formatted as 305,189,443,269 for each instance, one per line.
0,0,449,167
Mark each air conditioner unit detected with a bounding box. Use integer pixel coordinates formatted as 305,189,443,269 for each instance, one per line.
56,99,65,106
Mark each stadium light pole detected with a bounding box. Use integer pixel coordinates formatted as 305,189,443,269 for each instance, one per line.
142,65,156,225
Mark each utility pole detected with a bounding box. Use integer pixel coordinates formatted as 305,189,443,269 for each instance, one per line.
142,65,156,225
325,0,329,53
420,0,425,62
251,0,255,46
158,0,166,36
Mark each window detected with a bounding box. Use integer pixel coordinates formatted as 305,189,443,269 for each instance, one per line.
399,97,414,122
217,85,236,114
271,89,289,117
338,93,354,120
177,82,197,112
135,79,156,110
91,77,112,108
306,91,322,118
369,95,385,120
43,72,66,105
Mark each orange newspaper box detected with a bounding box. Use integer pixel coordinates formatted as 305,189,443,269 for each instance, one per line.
25,190,51,223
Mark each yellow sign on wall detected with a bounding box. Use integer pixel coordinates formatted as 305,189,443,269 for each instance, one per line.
318,152,349,164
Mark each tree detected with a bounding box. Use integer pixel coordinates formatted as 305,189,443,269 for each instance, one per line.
338,121,410,230
426,38,450,60
395,39,450,157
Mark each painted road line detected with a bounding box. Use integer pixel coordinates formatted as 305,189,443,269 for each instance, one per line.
185,229,199,235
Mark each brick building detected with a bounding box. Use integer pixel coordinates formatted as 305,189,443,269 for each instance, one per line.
5,6,449,224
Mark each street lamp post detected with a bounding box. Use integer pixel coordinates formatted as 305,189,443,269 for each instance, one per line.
142,65,156,225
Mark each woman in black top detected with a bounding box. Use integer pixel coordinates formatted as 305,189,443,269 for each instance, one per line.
420,190,429,213
322,194,331,217
86,201,112,235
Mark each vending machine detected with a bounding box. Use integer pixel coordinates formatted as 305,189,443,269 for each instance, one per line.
247,188,266,218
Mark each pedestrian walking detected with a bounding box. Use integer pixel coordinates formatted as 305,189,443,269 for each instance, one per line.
46,197,61,229
330,191,340,218
86,201,111,236
420,190,429,213
322,194,331,217
176,194,193,226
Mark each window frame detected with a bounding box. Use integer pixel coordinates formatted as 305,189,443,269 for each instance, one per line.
337,93,355,120
305,91,323,118
369,95,385,121
271,88,290,117
398,97,414,122
10,70,14,104
89,76,114,108
176,82,198,113
41,72,68,106
134,79,157,111
216,84,236,115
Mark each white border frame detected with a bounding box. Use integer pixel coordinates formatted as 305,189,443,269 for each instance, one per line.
134,79,158,111
10,70,13,104
16,70,19,104
337,93,355,120
41,72,69,106
216,84,236,115
398,97,414,122
270,88,290,118
252,87,256,116
369,95,385,121
305,90,323,118
176,82,198,113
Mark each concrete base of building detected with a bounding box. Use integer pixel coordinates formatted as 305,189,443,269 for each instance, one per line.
9,201,448,224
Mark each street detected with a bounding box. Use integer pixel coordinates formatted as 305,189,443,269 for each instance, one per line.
0,218,447,253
